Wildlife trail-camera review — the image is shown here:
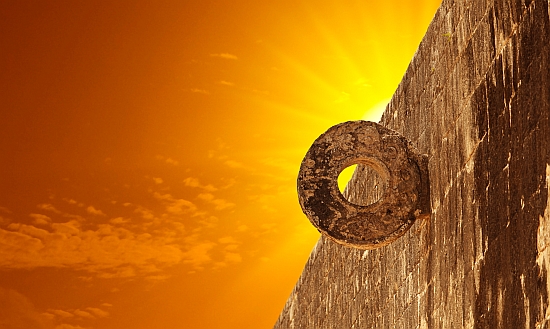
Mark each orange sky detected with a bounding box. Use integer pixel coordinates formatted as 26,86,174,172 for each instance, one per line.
0,1,440,328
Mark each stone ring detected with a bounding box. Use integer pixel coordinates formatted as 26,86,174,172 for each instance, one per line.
297,120,429,249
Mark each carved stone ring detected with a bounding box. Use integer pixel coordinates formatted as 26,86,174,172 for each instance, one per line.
297,121,430,249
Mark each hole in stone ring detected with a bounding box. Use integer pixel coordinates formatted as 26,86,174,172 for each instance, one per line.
337,162,388,207
337,164,358,192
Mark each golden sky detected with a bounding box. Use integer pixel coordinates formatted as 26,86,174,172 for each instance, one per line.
0,1,440,328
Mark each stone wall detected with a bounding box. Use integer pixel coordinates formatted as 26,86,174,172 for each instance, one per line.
274,0,550,328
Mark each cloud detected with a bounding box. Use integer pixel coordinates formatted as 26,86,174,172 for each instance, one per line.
73,310,93,319
145,274,171,281
219,80,235,86
164,158,179,166
54,325,86,329
62,198,78,205
0,185,244,277
85,307,109,318
0,221,185,278
334,91,350,104
42,313,55,321
209,53,238,60
155,155,179,166
167,199,197,215
153,192,198,215
109,217,130,225
134,206,155,220
52,220,80,236
152,177,163,184
218,236,240,252
236,225,248,232
190,88,210,95
181,240,216,270
213,250,242,270
165,157,179,165
49,310,73,319
0,287,53,329
197,193,235,211
197,193,214,201
8,222,49,239
86,206,105,216
179,230,239,271
35,203,89,221
183,177,218,192
46,306,109,324
194,215,218,231
37,203,62,214
29,213,51,225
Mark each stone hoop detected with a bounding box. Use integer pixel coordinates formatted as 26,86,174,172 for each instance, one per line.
297,121,430,249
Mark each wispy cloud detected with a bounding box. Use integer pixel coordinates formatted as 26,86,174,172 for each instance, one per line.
134,205,156,220
0,220,185,278
165,158,179,165
62,198,81,206
190,88,210,95
55,323,87,329
181,239,216,271
183,177,218,192
85,307,109,318
218,236,240,254
50,310,74,318
54,324,86,329
43,304,111,328
209,53,238,60
29,213,51,225
236,224,248,233
86,206,106,216
109,217,130,225
153,192,198,215
219,80,235,86
0,177,245,278
43,305,110,329
37,203,62,214
212,236,242,270
155,155,179,166
213,252,242,270
334,91,350,104
206,140,251,172
197,193,235,211
73,310,94,319
35,203,86,221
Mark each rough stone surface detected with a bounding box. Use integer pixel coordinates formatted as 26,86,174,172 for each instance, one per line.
274,0,550,328
297,120,429,249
